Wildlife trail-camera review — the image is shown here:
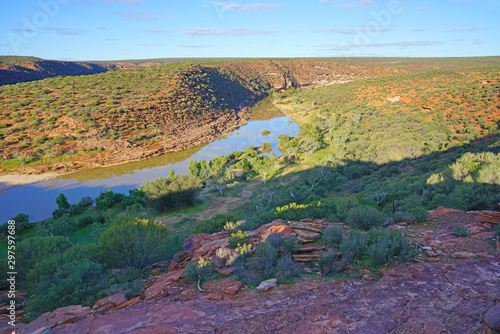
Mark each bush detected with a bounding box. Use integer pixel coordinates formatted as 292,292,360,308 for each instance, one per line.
95,190,125,211
185,258,215,285
367,227,417,265
322,226,343,249
17,236,73,282
69,203,83,216
254,242,278,281
228,230,250,249
339,229,366,261
392,211,416,224
318,249,341,276
143,175,201,212
26,260,104,320
78,196,94,208
452,226,469,237
98,267,144,299
262,232,285,248
333,196,360,221
281,237,300,256
95,216,170,269
194,213,236,234
346,206,386,230
495,224,500,237
275,256,302,283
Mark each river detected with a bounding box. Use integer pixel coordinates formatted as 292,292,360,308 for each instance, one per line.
0,103,298,223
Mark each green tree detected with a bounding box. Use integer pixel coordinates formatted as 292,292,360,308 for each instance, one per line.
56,193,70,211
143,175,202,212
252,153,278,184
96,216,170,269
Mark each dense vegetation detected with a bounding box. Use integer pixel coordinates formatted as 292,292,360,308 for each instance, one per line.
1,57,499,321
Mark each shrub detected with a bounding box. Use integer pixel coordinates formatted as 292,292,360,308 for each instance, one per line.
78,196,94,208
194,213,236,234
275,256,302,283
228,230,250,249
17,236,73,282
318,249,341,276
262,232,285,248
69,203,83,216
99,267,144,299
367,227,417,265
254,242,278,281
452,226,469,238
143,175,202,212
95,190,125,211
26,260,104,320
95,216,170,269
346,206,386,230
281,237,300,256
185,258,215,285
495,224,500,237
215,247,239,267
322,226,343,249
391,211,416,224
339,229,366,261
333,196,360,221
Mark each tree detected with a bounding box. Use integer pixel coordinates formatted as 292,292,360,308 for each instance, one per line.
188,159,208,179
37,215,77,241
96,216,170,269
143,175,202,212
210,167,235,195
56,193,70,211
252,153,278,184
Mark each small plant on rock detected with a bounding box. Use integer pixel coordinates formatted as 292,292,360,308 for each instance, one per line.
228,230,250,249
275,256,302,283
452,226,469,238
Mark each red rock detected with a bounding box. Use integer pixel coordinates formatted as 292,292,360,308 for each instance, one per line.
116,296,141,310
294,229,321,243
260,224,294,239
150,268,161,274
297,244,326,252
451,252,476,259
293,253,321,262
485,303,500,330
168,260,180,272
220,279,242,296
427,257,439,262
429,207,463,220
471,231,496,239
21,305,90,333
215,267,237,276
424,318,447,334
256,219,287,235
93,293,127,310
208,294,223,301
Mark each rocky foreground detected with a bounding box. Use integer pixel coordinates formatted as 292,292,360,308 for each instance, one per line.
13,258,500,334
4,209,500,334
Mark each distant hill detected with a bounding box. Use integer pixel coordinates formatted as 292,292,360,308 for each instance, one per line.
0,56,165,85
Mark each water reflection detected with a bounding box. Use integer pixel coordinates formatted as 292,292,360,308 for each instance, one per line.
0,110,298,222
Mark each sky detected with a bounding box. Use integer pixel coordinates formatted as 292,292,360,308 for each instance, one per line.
0,0,498,61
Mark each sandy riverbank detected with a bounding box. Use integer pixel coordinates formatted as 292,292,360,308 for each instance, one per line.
0,173,62,192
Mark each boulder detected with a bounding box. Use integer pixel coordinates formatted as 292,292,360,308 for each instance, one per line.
423,318,447,334
256,279,277,291
485,303,500,330
116,296,141,310
220,279,242,297
22,305,90,333
92,293,127,314
259,224,294,239
294,229,321,243
289,220,325,233
429,207,462,220
145,270,185,300
257,219,287,235
297,244,326,253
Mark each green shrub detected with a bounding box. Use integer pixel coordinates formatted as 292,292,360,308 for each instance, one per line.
275,256,302,283
333,196,360,221
143,175,201,212
185,258,215,284
318,249,341,276
98,267,144,299
322,226,343,249
254,242,278,281
194,213,236,234
367,227,417,265
228,230,250,249
95,216,170,269
262,232,285,248
346,206,386,230
95,190,125,211
339,229,366,261
280,237,300,256
452,226,469,237
26,260,104,320
495,224,500,237
78,196,94,208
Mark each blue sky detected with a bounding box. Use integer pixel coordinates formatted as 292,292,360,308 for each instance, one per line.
1,0,498,61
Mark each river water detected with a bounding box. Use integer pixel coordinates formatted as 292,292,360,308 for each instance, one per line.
0,107,298,223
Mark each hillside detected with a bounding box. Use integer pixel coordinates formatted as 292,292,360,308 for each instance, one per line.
0,59,406,174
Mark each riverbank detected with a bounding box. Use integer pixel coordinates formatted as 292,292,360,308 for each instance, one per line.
0,172,64,193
